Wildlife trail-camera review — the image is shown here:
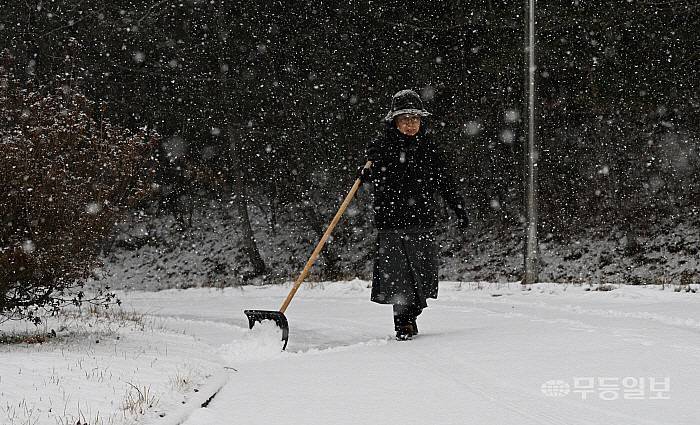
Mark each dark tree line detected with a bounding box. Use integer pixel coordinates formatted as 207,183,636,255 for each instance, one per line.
1,0,698,280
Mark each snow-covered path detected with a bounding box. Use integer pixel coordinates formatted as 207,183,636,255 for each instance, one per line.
120,282,700,425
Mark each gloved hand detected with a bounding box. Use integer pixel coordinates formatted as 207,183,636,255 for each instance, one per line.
366,141,381,162
356,164,372,184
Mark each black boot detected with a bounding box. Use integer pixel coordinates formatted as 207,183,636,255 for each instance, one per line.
409,305,422,336
393,304,414,341
395,325,414,341
409,317,418,336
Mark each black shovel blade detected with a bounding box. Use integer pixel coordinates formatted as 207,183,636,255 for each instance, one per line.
243,310,289,350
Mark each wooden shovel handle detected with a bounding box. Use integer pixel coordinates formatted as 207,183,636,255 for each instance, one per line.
279,160,373,313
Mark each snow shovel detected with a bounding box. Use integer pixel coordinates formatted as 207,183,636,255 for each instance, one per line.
244,160,372,350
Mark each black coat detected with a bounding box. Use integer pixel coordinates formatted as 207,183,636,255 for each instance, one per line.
371,229,438,307
365,123,466,230
366,122,466,307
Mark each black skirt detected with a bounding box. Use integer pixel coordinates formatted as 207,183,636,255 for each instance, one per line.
371,229,438,308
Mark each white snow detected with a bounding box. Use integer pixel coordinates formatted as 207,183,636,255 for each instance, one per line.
217,320,286,362
3,281,700,424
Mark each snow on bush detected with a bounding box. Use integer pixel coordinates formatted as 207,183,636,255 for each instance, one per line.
0,48,158,323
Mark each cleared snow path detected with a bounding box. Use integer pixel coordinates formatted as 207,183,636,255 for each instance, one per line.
116,281,699,425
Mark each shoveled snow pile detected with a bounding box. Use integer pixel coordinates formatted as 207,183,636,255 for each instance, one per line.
218,319,285,362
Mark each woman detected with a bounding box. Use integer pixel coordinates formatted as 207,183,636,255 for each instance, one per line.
362,89,469,341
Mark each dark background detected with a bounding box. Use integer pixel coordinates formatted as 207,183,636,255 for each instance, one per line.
2,0,698,283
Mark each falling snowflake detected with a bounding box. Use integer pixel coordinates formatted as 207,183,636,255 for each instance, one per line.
22,240,35,253
504,110,520,123
86,203,102,215
133,51,145,63
463,121,482,136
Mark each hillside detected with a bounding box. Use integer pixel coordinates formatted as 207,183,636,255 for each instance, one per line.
94,199,700,291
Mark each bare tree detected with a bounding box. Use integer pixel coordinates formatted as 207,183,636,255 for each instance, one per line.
228,127,267,278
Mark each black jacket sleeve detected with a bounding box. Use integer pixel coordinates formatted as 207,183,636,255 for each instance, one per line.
432,146,468,220
361,136,384,183
366,136,382,162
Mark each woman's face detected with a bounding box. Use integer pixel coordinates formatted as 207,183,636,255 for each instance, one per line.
395,114,421,136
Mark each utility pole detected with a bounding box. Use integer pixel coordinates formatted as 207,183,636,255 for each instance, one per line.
523,0,539,285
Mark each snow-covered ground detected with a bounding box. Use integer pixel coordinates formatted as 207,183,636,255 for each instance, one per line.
3,281,700,425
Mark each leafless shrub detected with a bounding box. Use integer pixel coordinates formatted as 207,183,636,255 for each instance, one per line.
0,48,158,324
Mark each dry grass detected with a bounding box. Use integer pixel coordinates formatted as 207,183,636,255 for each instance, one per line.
1,306,163,425
121,383,159,415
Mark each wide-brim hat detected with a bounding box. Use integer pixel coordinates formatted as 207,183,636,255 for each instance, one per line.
384,89,432,122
